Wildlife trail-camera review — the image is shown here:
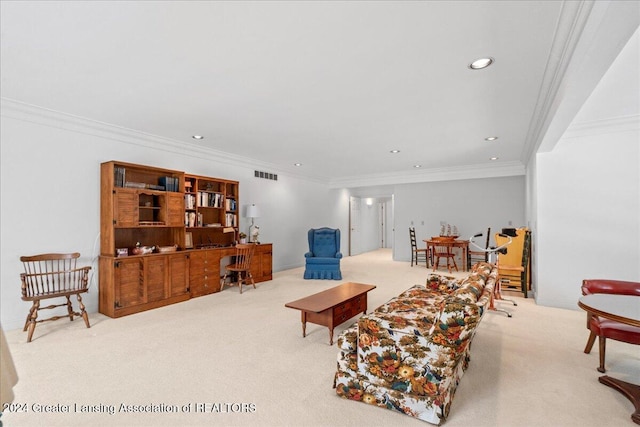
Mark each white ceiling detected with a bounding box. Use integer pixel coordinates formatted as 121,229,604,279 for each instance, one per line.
1,1,638,186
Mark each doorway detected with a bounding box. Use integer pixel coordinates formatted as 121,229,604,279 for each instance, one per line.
349,196,394,256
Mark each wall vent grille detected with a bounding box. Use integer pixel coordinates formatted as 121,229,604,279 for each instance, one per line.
254,170,278,181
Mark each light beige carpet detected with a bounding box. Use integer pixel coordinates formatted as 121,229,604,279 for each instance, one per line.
2,249,638,426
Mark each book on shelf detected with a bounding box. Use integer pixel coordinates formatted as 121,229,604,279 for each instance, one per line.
159,176,179,192
225,213,237,227
197,191,224,208
184,194,196,210
225,198,237,211
114,166,126,188
124,182,165,190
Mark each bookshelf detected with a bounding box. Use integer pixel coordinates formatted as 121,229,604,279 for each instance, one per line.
99,161,268,318
184,174,239,248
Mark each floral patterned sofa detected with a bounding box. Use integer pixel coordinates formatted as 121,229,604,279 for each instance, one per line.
334,262,497,425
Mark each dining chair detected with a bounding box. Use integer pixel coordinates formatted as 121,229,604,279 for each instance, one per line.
221,244,256,294
409,227,430,267
20,252,91,342
432,241,458,273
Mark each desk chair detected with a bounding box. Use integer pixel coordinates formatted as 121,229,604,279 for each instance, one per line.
221,244,256,294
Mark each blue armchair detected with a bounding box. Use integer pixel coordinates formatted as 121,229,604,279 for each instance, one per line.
304,228,343,280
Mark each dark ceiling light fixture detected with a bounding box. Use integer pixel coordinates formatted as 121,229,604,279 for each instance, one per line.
192,135,204,140
469,57,494,70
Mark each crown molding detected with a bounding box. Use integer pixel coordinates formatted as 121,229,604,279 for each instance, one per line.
520,0,596,163
0,98,328,184
528,1,640,156
0,98,527,189
329,161,525,189
562,114,640,139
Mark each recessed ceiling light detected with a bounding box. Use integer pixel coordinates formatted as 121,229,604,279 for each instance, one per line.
192,135,204,140
485,136,498,141
490,156,499,161
414,165,422,168
469,57,494,70
294,163,302,166
390,150,400,154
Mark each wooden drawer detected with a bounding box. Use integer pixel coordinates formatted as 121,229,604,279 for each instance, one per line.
351,295,367,312
333,294,368,325
334,300,352,316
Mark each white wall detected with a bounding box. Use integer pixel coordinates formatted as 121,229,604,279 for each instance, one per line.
392,176,525,263
535,126,639,309
0,105,349,330
533,27,640,310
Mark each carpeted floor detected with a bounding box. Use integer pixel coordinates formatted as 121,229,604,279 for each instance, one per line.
2,249,638,426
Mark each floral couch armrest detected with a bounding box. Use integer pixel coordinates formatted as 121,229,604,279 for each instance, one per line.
335,324,359,388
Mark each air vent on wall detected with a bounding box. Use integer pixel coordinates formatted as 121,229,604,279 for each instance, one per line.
254,170,278,181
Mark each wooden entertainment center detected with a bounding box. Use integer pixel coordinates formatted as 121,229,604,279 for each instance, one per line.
99,161,272,318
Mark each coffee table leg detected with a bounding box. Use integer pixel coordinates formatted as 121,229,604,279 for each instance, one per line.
328,315,334,345
301,311,307,338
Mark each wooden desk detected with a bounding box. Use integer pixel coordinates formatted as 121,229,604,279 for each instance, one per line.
285,282,376,345
578,294,640,424
425,239,469,271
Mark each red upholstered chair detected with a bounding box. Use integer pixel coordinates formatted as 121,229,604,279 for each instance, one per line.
582,279,640,372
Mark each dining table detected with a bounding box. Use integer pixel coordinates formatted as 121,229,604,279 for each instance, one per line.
424,238,470,272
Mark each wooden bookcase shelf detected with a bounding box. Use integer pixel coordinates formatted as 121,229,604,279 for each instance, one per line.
184,174,239,248
99,161,271,318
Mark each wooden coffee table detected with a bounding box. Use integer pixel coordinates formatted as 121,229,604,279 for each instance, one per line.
285,282,376,345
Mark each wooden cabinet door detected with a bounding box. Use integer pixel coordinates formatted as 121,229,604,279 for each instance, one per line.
251,244,272,282
188,251,206,297
164,192,185,227
144,256,167,303
261,248,272,278
168,253,189,297
114,190,138,227
114,257,144,309
250,252,261,281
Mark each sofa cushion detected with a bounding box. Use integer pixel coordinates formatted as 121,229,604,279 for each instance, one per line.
471,261,493,279
425,273,459,292
449,275,485,304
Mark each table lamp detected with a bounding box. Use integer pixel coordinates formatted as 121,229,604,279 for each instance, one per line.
247,204,260,243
